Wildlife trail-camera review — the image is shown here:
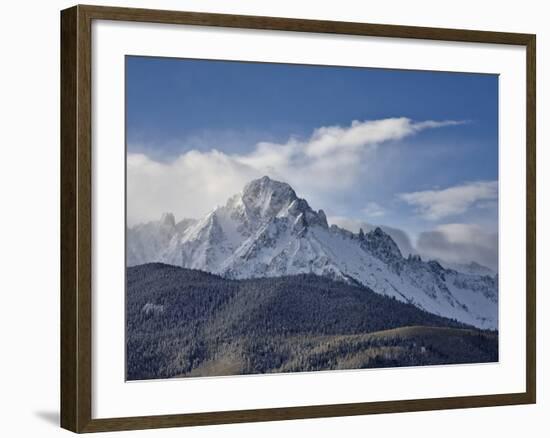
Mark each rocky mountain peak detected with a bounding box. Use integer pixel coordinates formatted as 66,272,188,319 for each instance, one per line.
241,176,298,218
160,212,176,228
362,227,403,262
238,176,329,229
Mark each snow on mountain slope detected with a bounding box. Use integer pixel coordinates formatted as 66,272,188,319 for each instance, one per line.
127,176,498,329
126,214,196,266
438,260,497,277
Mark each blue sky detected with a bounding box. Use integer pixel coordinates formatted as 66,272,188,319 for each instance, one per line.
126,56,499,269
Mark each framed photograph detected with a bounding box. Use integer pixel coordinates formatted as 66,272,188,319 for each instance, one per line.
60,4,536,433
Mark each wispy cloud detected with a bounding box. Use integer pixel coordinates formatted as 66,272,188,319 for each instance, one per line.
416,223,498,271
302,118,466,158
128,117,463,225
398,180,498,220
362,202,386,218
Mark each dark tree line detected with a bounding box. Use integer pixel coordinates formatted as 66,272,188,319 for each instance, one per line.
126,263,498,380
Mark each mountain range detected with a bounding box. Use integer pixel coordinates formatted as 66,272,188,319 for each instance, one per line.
127,176,498,329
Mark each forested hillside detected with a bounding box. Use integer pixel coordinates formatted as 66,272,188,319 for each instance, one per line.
127,263,498,380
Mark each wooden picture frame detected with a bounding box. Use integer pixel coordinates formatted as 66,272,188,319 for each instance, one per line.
61,4,536,433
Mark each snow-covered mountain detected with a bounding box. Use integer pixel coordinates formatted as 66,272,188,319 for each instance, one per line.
127,213,196,266
438,260,497,277
127,176,498,329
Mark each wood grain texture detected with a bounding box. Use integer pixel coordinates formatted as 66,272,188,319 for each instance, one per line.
80,393,534,433
60,4,537,433
79,4,534,44
525,34,536,403
60,5,78,432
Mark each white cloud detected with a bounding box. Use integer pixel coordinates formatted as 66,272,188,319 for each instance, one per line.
399,180,498,220
127,117,463,225
362,202,386,218
304,118,465,158
127,151,257,226
416,223,498,271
